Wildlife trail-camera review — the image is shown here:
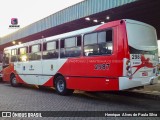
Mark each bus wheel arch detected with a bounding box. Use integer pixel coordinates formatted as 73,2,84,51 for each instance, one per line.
54,73,74,95
10,73,19,87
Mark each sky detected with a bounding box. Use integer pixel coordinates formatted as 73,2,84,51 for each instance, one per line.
0,0,84,37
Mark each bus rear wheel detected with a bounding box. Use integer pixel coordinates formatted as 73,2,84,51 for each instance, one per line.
55,76,74,95
10,75,19,87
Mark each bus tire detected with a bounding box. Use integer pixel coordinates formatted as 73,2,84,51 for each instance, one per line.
55,76,74,95
10,75,19,87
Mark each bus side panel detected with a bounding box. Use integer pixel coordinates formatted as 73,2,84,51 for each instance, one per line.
3,63,14,81
41,58,69,86
66,77,119,91
42,76,54,87
57,58,119,91
3,63,27,84
116,22,129,77
58,26,120,91
16,74,28,84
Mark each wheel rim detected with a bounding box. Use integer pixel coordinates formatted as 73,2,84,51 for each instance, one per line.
57,79,65,92
12,77,17,84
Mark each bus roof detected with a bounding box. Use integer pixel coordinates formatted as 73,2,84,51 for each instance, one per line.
4,19,154,51
4,24,102,51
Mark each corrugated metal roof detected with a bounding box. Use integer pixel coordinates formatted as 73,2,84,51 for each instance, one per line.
0,0,137,45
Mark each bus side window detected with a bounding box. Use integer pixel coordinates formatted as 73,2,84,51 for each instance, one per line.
18,47,28,62
84,29,113,56
29,44,41,61
3,54,8,65
98,30,113,55
11,49,17,62
3,50,11,65
42,40,59,59
60,36,81,58
83,32,98,56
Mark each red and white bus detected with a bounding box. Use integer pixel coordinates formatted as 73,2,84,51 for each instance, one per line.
2,19,159,95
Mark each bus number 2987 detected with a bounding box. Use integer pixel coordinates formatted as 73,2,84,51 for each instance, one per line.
94,64,110,70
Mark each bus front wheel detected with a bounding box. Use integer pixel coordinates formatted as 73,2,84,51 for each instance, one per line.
10,75,19,87
55,76,74,95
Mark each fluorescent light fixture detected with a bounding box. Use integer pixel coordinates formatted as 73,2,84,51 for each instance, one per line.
85,17,90,21
106,16,110,20
12,41,16,44
93,19,98,23
18,42,22,45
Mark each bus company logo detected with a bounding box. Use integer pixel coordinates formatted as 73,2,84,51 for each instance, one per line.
50,64,53,71
11,18,18,25
29,65,34,71
23,66,26,71
9,18,20,28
